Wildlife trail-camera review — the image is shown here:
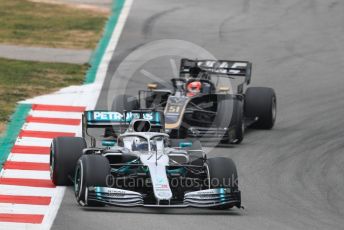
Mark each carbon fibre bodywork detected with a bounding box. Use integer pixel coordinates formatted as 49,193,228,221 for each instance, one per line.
138,59,254,143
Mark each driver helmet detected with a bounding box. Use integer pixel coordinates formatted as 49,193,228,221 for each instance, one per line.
187,81,202,97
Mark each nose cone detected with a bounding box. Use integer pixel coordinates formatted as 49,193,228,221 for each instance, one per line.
140,154,172,202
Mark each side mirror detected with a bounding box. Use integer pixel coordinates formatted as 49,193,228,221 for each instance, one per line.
102,140,117,147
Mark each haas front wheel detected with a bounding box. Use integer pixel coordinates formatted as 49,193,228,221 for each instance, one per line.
244,87,276,129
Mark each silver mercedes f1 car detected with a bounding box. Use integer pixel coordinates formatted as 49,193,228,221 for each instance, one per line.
50,110,241,209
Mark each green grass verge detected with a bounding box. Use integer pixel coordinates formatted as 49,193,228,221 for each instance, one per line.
0,0,124,171
0,0,108,49
0,58,87,134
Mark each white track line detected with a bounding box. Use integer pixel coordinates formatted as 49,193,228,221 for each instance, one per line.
94,0,134,85
0,185,57,197
22,123,79,133
41,187,65,229
8,154,49,163
0,204,48,215
0,222,43,230
15,137,52,147
2,170,50,180
29,110,82,119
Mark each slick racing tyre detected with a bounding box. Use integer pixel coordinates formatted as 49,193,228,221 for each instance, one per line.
74,155,111,207
230,100,244,144
50,137,86,186
217,98,244,144
206,157,239,209
244,87,276,129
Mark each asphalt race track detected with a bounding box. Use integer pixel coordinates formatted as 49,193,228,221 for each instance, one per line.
52,0,344,229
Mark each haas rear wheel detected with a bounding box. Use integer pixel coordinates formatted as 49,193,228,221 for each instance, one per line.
244,87,276,129
74,155,111,206
230,100,244,144
50,137,86,186
217,99,244,144
206,157,240,209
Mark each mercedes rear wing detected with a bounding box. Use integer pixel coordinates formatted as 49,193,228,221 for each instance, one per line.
82,110,165,146
84,110,163,127
180,58,252,84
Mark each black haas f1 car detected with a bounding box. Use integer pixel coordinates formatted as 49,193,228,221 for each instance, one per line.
117,59,276,144
50,110,241,209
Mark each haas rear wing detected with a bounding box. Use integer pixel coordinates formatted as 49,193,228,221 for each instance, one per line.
180,59,252,84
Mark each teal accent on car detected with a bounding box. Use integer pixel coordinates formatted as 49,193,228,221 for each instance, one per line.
179,142,193,148
167,167,186,175
86,111,161,124
219,188,226,202
102,140,117,147
112,159,139,174
95,186,102,200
